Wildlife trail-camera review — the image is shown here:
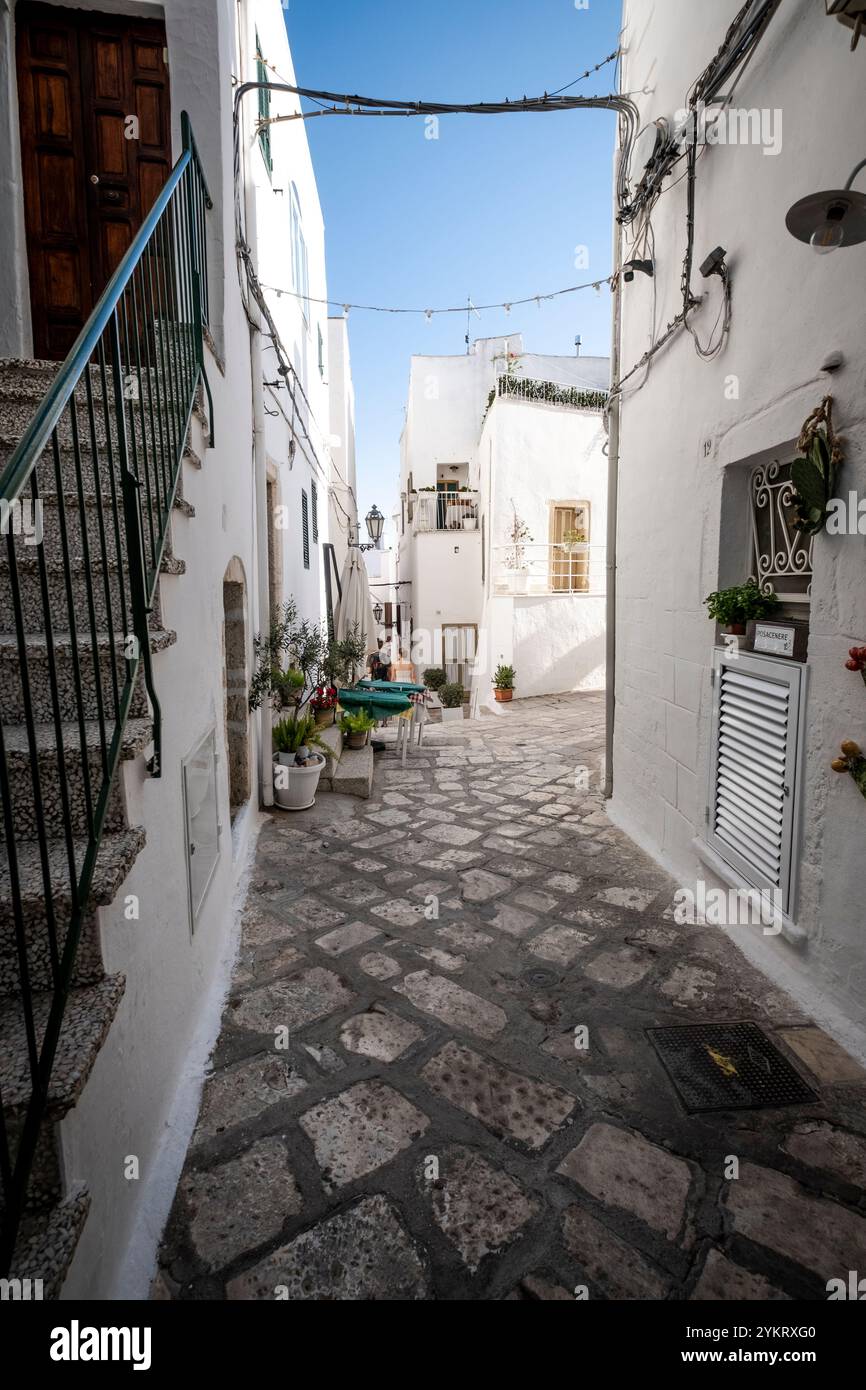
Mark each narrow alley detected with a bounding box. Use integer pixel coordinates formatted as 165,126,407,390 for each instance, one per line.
156,696,866,1301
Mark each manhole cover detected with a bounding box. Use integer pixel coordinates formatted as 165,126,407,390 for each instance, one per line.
646,1022,817,1114
522,967,559,989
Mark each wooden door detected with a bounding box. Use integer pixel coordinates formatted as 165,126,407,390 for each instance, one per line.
551,503,589,593
16,3,172,360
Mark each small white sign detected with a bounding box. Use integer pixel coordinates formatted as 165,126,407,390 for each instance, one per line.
753,623,796,657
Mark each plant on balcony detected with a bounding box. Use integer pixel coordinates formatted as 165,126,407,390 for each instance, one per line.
704,580,778,635
560,527,588,554
493,664,515,703
503,507,533,577
791,395,843,537
422,667,447,692
339,709,377,749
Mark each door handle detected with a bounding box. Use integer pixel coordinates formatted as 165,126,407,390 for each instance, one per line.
89,174,100,184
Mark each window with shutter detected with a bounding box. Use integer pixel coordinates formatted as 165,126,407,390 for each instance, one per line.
311,481,319,542
302,490,310,569
707,650,805,916
255,33,272,176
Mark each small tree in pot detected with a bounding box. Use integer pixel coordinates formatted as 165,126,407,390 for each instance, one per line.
439,682,465,723
340,709,377,749
493,664,515,702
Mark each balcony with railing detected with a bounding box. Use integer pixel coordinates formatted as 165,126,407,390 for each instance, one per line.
412,491,479,535
492,374,609,413
492,542,606,596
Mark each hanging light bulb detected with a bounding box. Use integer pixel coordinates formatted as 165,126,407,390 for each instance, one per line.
342,304,351,317
424,309,433,323
504,303,511,316
809,204,847,254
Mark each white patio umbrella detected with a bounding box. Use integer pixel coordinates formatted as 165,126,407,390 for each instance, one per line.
335,548,379,665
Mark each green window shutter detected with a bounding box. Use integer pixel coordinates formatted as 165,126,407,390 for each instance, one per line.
255,32,272,176
311,481,319,542
302,489,310,569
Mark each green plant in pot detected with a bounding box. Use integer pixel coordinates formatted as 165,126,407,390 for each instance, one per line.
439,682,465,723
704,580,778,640
560,528,588,555
493,664,515,703
340,709,377,749
422,667,447,692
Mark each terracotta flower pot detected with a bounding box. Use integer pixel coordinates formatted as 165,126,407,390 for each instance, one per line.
345,731,368,750
494,688,513,702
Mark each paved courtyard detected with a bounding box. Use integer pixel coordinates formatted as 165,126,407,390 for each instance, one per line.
156,694,866,1300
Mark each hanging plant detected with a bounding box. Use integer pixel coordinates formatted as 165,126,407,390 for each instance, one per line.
791,395,844,536
831,740,866,800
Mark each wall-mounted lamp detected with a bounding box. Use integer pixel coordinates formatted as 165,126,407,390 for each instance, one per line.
373,602,384,623
786,158,866,253
355,504,385,552
622,259,654,282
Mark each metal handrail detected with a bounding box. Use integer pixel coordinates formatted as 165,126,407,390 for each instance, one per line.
0,113,212,1272
496,374,609,412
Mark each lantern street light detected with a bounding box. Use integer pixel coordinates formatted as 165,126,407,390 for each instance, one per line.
354,504,385,552
373,601,384,623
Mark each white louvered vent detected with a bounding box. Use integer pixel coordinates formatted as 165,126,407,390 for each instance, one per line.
708,652,805,916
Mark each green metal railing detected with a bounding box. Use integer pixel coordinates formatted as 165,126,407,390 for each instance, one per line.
0,113,212,1272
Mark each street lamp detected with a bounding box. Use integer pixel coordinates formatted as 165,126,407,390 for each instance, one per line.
373,601,384,623
786,158,866,253
355,504,385,552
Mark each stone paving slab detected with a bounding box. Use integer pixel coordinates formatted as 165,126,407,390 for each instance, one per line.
158,693,866,1301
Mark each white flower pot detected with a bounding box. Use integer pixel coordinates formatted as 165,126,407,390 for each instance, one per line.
511,572,528,594
462,517,477,530
441,706,464,724
273,753,325,810
561,541,589,555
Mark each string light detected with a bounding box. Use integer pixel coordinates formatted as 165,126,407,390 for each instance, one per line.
259,275,614,319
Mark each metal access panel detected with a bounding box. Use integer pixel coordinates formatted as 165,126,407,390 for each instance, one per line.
647,1022,818,1113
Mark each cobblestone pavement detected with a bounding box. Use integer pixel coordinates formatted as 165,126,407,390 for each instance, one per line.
156,694,866,1300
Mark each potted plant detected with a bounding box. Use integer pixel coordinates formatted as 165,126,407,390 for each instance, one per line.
249,599,363,810
439,682,465,723
493,664,515,702
504,507,533,594
422,667,447,695
340,709,377,749
272,713,329,810
311,683,338,727
704,580,779,647
560,527,588,555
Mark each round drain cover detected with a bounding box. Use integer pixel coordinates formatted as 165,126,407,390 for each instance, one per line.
522,967,559,989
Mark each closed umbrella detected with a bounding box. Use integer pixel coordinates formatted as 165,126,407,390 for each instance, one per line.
335,548,378,660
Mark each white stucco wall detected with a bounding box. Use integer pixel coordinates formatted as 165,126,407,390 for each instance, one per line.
0,0,348,1295
612,0,866,1033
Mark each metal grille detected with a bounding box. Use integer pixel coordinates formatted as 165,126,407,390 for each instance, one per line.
647,1022,817,1112
750,459,813,603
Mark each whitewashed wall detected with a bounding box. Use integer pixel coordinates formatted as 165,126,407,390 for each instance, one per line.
0,0,349,1295
613,0,866,1035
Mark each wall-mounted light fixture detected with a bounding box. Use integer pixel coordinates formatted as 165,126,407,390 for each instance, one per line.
373,601,384,623
786,158,866,253
622,259,654,282
354,504,385,552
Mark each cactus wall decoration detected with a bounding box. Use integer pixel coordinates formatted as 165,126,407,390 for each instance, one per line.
791,395,843,536
832,648,866,800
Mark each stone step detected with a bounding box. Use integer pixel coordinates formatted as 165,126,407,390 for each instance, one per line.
0,551,170,632
0,627,174,723
2,490,191,574
0,717,151,841
7,1187,90,1300
0,972,125,1120
0,437,203,498
0,827,146,993
331,743,374,799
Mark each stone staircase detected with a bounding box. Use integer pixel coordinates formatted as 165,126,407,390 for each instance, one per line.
0,357,208,1297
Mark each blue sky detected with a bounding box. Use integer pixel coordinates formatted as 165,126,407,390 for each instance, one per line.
283,0,622,524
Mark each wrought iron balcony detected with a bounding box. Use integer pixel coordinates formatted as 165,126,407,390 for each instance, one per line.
491,542,606,596
412,491,479,534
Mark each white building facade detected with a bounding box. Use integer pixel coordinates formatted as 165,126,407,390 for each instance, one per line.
610,0,866,1041
397,335,609,707
0,0,356,1296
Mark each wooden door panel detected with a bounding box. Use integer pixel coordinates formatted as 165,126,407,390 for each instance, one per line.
16,3,91,359
16,3,171,360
